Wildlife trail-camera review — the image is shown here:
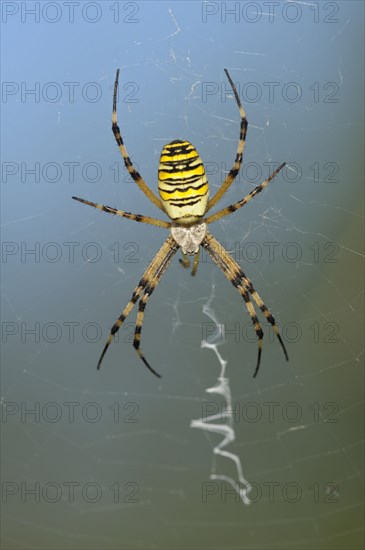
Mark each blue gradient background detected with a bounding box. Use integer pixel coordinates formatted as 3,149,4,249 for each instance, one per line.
1,1,364,549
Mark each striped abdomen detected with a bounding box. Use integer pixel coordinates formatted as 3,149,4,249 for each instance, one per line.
158,140,209,223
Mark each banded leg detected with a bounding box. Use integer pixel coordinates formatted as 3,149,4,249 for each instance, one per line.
112,69,164,211
72,196,171,228
97,235,179,373
204,162,286,225
206,68,248,212
202,231,288,377
132,240,179,377
202,232,264,375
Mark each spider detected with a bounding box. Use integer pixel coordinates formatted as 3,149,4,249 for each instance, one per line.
72,68,289,378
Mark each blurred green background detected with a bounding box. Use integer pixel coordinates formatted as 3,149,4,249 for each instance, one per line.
1,1,364,548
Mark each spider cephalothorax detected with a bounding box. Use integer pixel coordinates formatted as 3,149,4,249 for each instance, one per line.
170,222,207,255
72,68,288,378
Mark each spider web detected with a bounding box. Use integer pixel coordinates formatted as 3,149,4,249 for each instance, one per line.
1,2,364,549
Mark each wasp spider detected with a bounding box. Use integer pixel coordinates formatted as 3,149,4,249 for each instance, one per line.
73,69,288,378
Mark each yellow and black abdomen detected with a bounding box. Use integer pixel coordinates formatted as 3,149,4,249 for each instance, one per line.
158,140,209,223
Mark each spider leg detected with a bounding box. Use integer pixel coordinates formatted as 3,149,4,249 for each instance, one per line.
72,196,170,228
133,291,157,375
132,241,179,377
204,162,286,225
97,235,179,374
206,68,248,212
202,231,288,377
112,69,164,212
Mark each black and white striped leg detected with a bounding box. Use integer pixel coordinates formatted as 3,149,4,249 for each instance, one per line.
97,236,179,373
72,196,171,228
202,231,288,377
112,69,164,211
